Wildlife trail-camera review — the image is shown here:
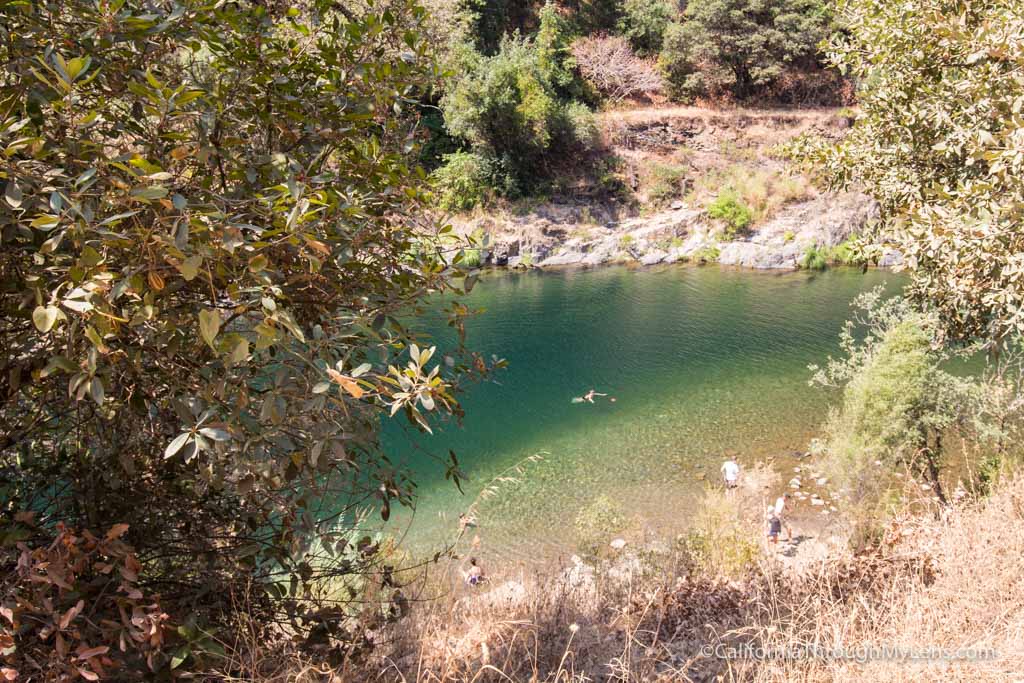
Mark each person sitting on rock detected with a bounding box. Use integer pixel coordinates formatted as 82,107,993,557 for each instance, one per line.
464,557,485,586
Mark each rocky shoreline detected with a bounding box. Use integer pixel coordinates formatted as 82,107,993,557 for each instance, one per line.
454,190,904,271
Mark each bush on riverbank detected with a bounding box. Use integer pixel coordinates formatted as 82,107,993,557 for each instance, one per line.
680,485,762,578
438,3,599,203
808,293,1011,547
689,165,814,228
707,190,754,237
432,152,495,210
800,237,866,270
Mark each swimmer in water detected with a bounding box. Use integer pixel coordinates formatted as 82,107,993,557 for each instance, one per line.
574,389,611,403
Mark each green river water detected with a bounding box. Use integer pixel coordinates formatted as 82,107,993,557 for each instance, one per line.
383,265,906,562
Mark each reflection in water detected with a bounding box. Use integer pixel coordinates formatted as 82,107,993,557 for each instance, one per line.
381,265,906,562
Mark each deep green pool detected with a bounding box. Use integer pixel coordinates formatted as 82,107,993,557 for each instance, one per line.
383,265,906,561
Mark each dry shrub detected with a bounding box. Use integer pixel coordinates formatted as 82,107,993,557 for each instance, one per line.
680,485,763,579
1,521,171,681
767,69,856,108
207,474,1024,681
572,35,663,104
688,165,814,225
734,477,1024,682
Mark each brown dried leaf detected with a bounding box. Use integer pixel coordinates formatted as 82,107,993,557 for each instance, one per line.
78,645,109,660
326,369,365,398
60,600,84,629
147,270,164,291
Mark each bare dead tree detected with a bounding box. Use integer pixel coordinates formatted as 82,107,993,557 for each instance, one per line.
572,34,663,104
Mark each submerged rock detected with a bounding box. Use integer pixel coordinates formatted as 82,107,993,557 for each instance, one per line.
640,249,668,265
878,248,905,267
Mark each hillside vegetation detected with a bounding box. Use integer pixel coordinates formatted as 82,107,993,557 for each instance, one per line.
422,0,851,211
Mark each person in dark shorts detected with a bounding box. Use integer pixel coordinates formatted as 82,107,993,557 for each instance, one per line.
465,557,485,586
766,507,782,545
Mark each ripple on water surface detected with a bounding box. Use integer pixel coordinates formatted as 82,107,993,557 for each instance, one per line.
381,265,906,564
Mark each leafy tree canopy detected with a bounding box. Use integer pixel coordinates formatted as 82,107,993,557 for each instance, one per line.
439,2,596,199
0,0,490,673
661,0,832,101
616,0,677,56
801,0,1024,349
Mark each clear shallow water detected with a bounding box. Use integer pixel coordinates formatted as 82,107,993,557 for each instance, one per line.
383,265,905,562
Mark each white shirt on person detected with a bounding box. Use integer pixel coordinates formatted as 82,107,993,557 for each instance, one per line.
721,460,740,482
774,496,786,516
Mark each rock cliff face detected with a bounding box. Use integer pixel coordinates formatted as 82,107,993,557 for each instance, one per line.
452,191,884,270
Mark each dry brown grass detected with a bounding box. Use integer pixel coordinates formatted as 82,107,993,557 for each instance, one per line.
737,477,1024,682
217,475,1024,682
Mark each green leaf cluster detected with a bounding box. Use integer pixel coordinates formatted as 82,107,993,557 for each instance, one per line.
616,0,677,55
437,2,597,203
811,293,981,545
707,190,754,236
660,0,833,101
0,0,489,666
807,0,1024,349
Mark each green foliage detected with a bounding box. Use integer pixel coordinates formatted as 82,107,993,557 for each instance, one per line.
646,162,688,206
457,0,540,54
418,105,463,171
803,0,1024,349
571,0,622,34
432,152,492,210
617,0,677,55
688,165,811,226
660,0,833,101
659,22,698,101
836,106,857,123
707,190,753,236
0,0,493,670
783,230,796,243
800,238,863,270
460,248,484,267
693,245,721,264
563,100,601,149
811,294,978,546
575,494,625,555
801,245,829,270
535,2,578,95
829,236,861,266
679,487,759,578
441,3,596,197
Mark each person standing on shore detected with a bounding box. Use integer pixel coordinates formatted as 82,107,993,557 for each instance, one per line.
774,493,793,541
721,458,740,489
766,506,782,546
